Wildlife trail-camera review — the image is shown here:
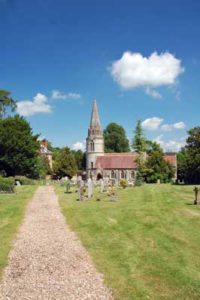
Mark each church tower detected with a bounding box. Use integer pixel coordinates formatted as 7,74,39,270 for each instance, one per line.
86,99,104,177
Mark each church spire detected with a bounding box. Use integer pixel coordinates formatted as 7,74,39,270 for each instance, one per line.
89,99,102,136
90,99,101,128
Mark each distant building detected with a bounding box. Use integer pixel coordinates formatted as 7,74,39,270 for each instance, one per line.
39,139,53,169
86,100,177,181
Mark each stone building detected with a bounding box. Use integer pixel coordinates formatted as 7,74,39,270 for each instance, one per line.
86,99,177,181
39,139,53,169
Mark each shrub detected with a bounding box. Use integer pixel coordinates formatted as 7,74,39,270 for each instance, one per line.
0,177,15,193
134,171,144,187
120,179,128,189
14,176,35,185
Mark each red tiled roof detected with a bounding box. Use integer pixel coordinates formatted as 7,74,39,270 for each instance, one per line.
95,154,137,169
163,153,177,167
95,152,177,170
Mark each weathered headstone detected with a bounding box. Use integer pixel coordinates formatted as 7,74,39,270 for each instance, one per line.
99,178,104,193
194,186,199,205
65,180,71,193
104,176,109,192
87,177,93,199
77,178,85,201
110,182,117,202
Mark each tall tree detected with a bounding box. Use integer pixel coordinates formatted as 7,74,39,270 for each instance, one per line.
37,155,52,179
53,147,78,178
132,120,146,153
0,90,17,118
177,148,188,182
178,127,200,184
71,150,86,171
0,115,39,177
103,122,130,153
144,143,175,183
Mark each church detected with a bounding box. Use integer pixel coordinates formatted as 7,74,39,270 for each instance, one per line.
86,100,177,181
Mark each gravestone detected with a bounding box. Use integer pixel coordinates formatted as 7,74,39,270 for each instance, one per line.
99,178,105,193
77,178,85,201
87,177,93,199
194,186,199,205
104,176,109,192
109,181,117,202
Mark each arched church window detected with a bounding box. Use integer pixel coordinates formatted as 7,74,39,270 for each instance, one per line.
121,170,125,179
90,141,94,152
91,162,94,169
131,171,135,178
111,170,115,179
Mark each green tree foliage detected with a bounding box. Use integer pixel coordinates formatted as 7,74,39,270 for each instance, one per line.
177,127,200,184
177,149,188,182
0,90,17,118
71,150,86,171
46,141,60,153
144,143,175,183
104,122,130,153
53,147,78,178
132,120,146,153
0,115,39,177
37,155,52,179
146,140,161,154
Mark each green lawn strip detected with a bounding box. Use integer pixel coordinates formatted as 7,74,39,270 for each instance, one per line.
0,185,37,277
57,184,200,300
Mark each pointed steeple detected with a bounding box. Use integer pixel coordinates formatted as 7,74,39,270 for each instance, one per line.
88,99,102,136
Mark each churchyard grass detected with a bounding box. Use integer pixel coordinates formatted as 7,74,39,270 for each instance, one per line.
0,185,37,277
57,184,200,300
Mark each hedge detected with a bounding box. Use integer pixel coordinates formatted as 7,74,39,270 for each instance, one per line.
0,177,15,193
14,176,36,185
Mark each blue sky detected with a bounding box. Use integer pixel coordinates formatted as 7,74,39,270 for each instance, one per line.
0,0,199,151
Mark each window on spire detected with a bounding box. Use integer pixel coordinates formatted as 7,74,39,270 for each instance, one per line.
90,141,94,151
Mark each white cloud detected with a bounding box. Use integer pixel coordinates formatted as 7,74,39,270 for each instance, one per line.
17,93,51,117
161,121,186,132
155,135,185,152
141,117,164,131
142,117,186,132
72,141,85,151
52,90,81,100
110,51,184,91
145,87,162,99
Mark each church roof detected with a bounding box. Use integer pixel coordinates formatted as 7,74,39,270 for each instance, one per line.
163,153,177,167
90,99,102,129
95,153,138,169
95,152,177,170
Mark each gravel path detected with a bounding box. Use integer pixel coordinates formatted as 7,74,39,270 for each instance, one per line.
0,186,113,300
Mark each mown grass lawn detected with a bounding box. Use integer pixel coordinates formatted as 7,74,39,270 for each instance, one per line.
57,184,200,300
0,185,37,277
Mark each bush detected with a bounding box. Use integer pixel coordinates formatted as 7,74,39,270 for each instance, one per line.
120,179,128,189
134,171,144,187
0,177,15,193
14,176,35,185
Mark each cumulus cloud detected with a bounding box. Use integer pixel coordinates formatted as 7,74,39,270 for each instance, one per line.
161,121,186,132
145,87,162,99
110,51,184,92
141,117,164,131
155,135,185,152
52,90,81,100
17,93,52,117
72,141,85,151
142,117,186,132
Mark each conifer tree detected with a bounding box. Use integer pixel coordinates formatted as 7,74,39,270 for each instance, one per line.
132,120,146,153
0,90,17,118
